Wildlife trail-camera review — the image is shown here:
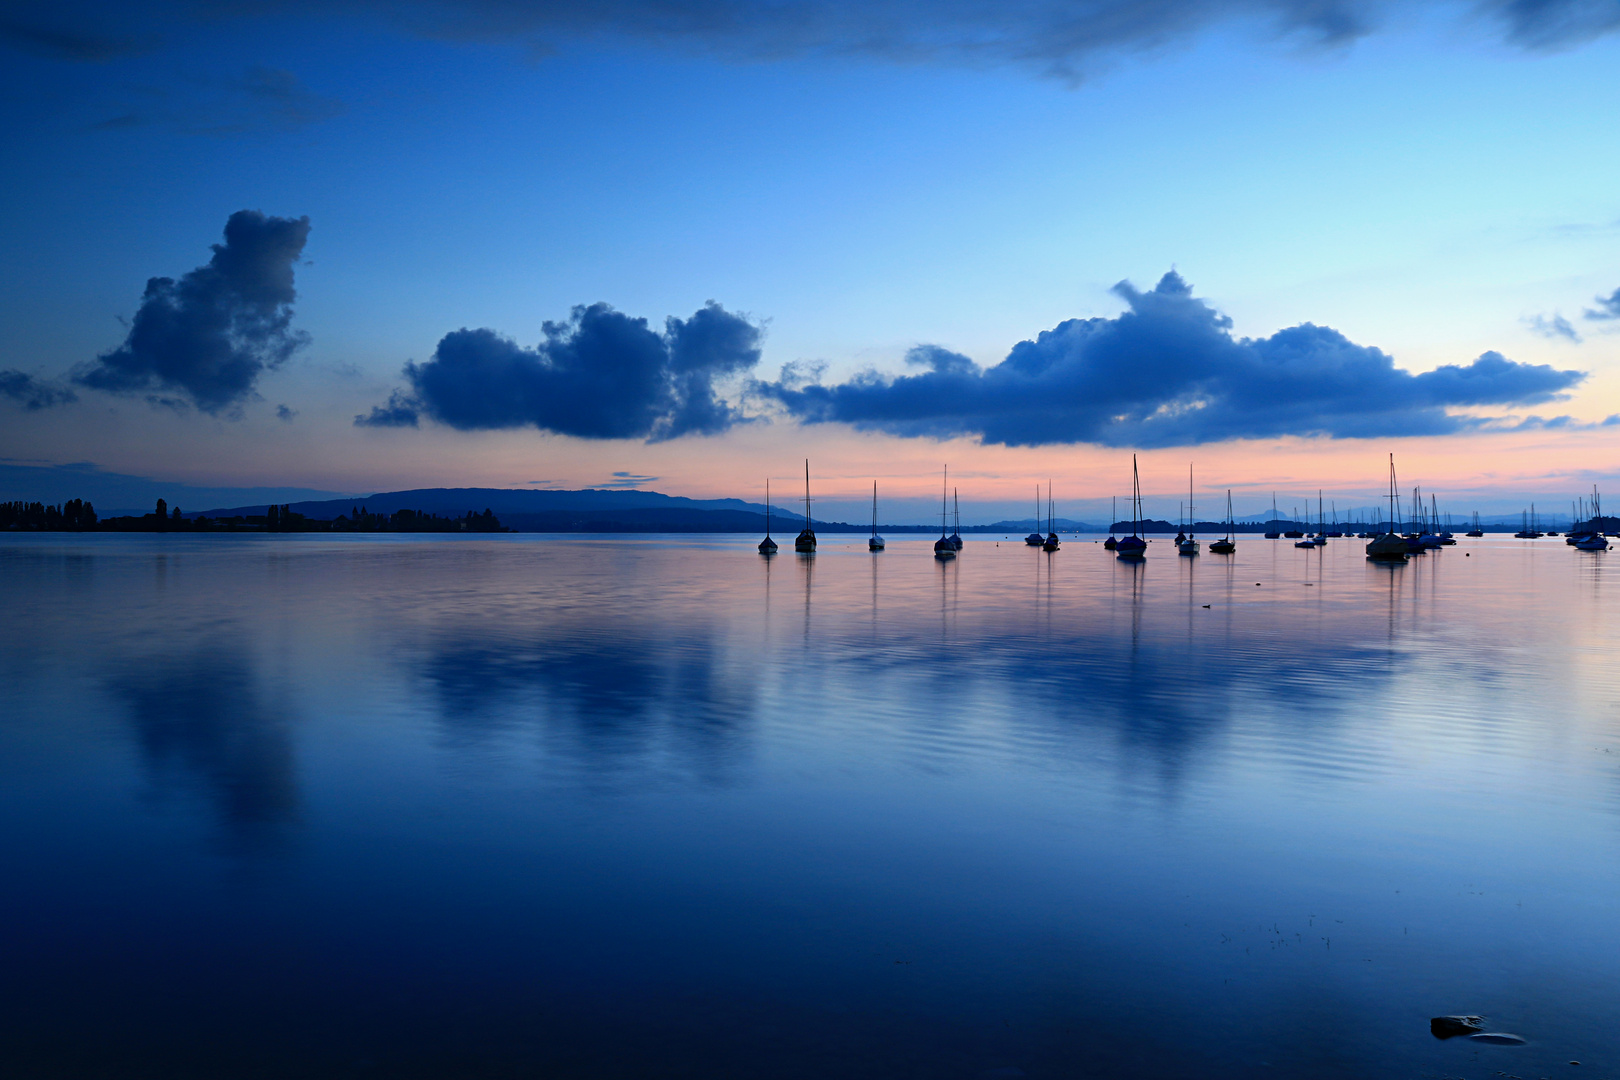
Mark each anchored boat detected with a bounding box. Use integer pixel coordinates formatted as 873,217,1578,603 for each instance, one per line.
1366,455,1410,562
758,478,778,554
868,482,885,551
1116,456,1147,560
794,460,816,553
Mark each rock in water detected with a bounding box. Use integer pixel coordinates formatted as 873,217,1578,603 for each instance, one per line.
1468,1032,1528,1046
1430,1015,1485,1039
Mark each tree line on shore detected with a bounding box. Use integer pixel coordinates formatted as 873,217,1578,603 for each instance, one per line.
2,498,507,533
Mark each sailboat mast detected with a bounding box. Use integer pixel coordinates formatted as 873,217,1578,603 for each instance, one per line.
871,481,877,539
804,459,811,531
766,479,771,537
1132,455,1141,537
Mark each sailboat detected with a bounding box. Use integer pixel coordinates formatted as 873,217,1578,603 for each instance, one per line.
1418,490,1442,549
1574,490,1608,548
1297,491,1322,547
1104,496,1119,550
1366,455,1410,562
1466,511,1484,538
1210,490,1236,554
794,460,816,553
1116,456,1147,559
1178,465,1200,555
868,482,885,551
950,489,964,551
758,478,778,554
1025,486,1045,546
1264,493,1281,539
1043,483,1060,551
934,467,957,559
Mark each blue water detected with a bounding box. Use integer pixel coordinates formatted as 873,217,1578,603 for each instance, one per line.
3,533,1618,1078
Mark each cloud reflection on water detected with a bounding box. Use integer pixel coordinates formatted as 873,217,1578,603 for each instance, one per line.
105,645,299,847
414,619,759,783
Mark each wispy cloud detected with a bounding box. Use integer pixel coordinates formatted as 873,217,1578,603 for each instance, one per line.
0,369,79,410
601,472,659,488
86,67,344,136
1585,286,1620,321
8,2,1620,81
1526,312,1581,342
0,15,143,61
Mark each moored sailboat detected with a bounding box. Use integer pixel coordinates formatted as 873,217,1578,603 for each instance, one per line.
794,460,816,553
1043,482,1060,551
1025,485,1045,546
934,467,956,560
1178,464,1199,555
1116,456,1147,560
1366,455,1410,562
1210,490,1236,554
869,482,885,551
758,478,778,554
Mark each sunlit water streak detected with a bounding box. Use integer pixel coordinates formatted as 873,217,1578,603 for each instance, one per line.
2,533,1619,1078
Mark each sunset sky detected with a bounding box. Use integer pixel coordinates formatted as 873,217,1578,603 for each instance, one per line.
4,0,1619,521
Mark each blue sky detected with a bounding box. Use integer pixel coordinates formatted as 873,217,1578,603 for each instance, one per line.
3,1,1619,519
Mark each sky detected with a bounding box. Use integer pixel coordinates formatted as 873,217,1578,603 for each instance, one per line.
3,0,1620,520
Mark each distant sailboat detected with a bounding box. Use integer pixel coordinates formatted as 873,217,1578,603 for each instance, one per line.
1043,482,1060,551
1466,511,1484,538
794,460,816,553
1104,495,1118,550
1025,486,1044,546
1264,492,1281,539
758,478,778,554
869,482,885,551
1366,454,1410,562
1116,456,1147,560
1178,464,1200,555
1297,491,1322,547
950,489,964,551
1210,490,1235,554
934,466,957,560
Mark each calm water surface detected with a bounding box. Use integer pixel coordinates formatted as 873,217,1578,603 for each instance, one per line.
3,533,1619,1078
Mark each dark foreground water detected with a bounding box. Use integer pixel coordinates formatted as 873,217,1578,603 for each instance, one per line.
3,533,1619,1079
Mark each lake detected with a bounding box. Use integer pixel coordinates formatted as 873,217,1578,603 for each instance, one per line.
3,532,1618,1078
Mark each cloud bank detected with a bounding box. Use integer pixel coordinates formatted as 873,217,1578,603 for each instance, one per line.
75,210,311,416
8,1,1620,79
357,301,762,441
756,272,1585,448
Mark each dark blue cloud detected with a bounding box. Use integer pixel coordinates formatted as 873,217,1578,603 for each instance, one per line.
7,2,1618,79
0,369,78,410
1488,0,1620,49
1585,286,1620,321
357,301,761,441
756,271,1586,448
0,14,142,61
75,210,311,416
